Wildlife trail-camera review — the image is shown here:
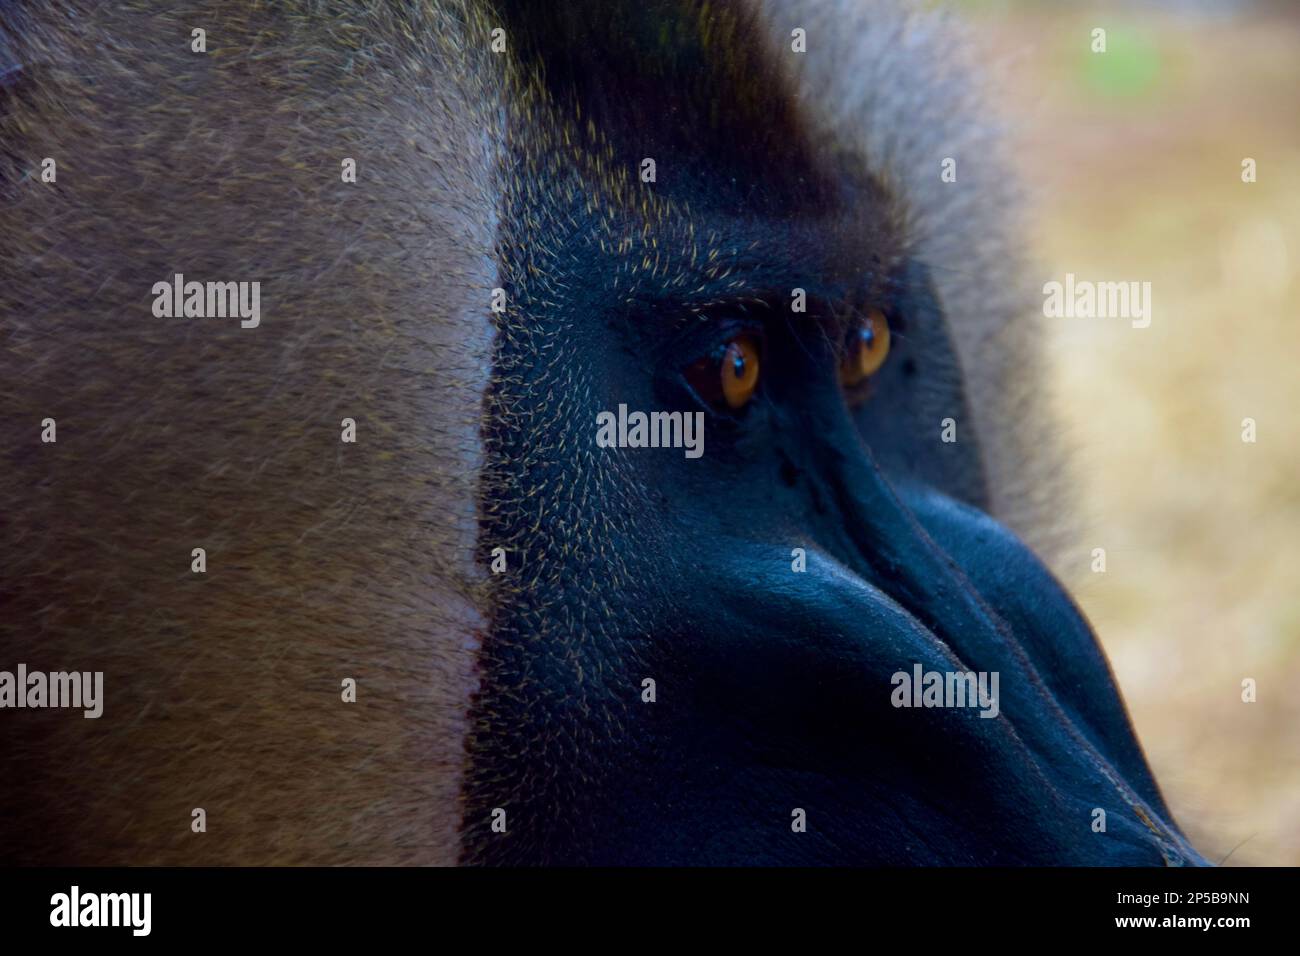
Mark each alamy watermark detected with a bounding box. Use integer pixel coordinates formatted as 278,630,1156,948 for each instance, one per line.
0,664,103,718
151,273,261,328
595,404,704,459
50,886,151,936
1042,273,1151,329
891,664,1000,719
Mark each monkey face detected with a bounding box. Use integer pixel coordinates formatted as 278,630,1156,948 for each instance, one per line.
465,193,1204,866
0,0,1209,868
459,0,1207,866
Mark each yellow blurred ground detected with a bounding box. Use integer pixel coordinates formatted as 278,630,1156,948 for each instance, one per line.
965,3,1300,865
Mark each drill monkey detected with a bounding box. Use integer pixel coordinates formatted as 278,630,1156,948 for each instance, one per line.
0,0,1204,865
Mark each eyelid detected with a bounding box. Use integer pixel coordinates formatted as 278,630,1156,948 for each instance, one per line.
673,314,766,368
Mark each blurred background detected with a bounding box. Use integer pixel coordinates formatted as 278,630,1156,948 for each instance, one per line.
952,0,1299,865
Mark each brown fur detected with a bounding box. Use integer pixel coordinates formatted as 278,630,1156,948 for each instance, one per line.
0,0,502,864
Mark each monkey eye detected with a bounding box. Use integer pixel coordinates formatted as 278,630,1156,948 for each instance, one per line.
684,334,762,412
839,308,891,388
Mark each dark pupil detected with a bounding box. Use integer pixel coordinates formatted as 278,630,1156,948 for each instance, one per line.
859,325,875,350
731,352,746,378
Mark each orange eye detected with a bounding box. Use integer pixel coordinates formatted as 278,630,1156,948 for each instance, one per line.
839,309,890,387
685,334,761,412
720,335,761,409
